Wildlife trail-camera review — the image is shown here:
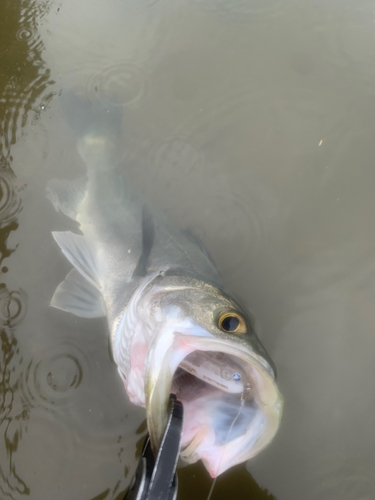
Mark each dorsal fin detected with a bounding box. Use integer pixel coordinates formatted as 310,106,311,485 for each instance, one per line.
182,229,217,268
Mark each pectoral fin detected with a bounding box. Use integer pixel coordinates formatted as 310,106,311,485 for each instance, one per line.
52,231,100,289
51,269,106,317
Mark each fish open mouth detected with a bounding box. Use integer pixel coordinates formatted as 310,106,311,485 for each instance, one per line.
146,335,283,477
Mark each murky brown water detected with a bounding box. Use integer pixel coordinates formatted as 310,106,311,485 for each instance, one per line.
2,0,375,499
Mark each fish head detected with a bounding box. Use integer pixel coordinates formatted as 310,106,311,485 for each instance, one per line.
140,273,283,478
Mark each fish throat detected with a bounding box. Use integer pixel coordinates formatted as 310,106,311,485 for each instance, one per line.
169,349,264,477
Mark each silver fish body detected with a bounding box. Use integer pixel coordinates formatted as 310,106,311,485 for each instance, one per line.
47,98,283,477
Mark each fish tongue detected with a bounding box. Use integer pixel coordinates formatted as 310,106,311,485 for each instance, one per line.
178,383,251,476
147,334,278,477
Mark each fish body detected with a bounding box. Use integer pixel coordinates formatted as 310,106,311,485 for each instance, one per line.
47,96,283,477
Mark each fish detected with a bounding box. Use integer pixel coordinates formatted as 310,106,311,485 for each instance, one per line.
46,93,283,478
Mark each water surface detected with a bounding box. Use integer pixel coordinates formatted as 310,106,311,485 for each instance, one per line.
1,0,375,499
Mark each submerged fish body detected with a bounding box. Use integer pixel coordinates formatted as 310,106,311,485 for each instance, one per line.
47,98,283,477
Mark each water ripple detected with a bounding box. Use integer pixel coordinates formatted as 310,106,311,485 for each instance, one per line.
0,0,55,159
0,167,24,268
114,0,166,10
183,0,288,21
141,131,276,276
16,26,36,43
312,0,375,14
147,86,342,274
9,409,75,497
298,2,375,93
0,0,54,496
0,285,29,498
187,187,270,276
152,135,205,181
313,456,375,500
171,86,342,159
18,3,40,45
20,340,90,413
86,61,149,109
0,67,54,160
0,168,23,229
0,286,28,328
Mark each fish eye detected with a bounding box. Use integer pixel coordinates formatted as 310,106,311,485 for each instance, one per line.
217,311,246,334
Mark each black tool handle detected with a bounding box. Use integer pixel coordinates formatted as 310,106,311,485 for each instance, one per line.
124,395,183,500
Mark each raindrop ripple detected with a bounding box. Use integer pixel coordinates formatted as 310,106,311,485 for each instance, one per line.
86,62,149,109
20,341,90,412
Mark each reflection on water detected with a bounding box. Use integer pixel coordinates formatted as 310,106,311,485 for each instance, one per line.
0,285,29,497
2,0,375,498
0,169,22,232
0,0,54,497
0,168,23,267
0,0,54,161
178,463,275,500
